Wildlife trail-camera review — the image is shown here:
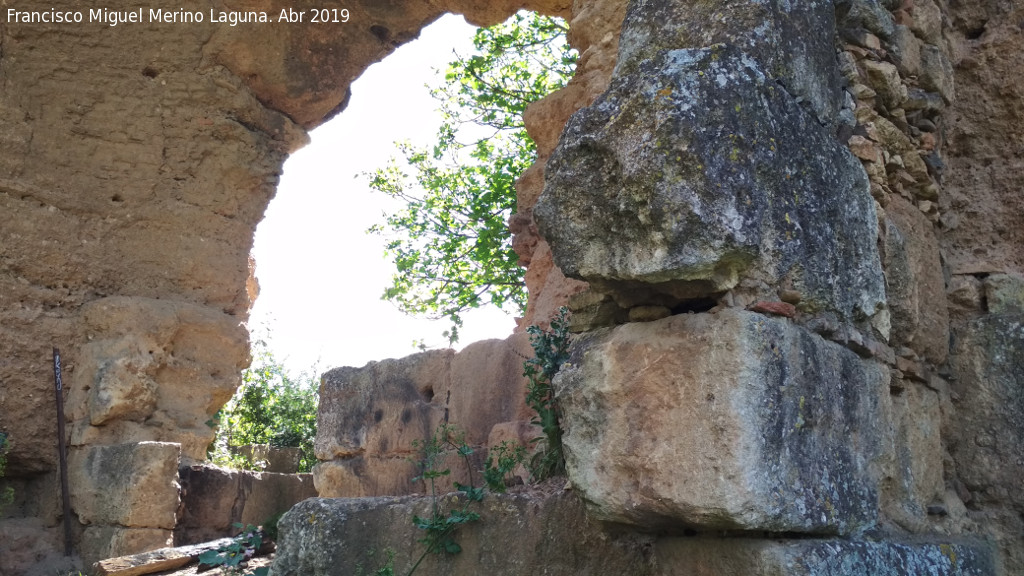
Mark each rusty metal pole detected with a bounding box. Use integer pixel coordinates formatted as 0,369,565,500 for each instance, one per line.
52,348,73,556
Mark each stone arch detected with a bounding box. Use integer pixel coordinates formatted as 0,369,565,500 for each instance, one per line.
0,0,623,568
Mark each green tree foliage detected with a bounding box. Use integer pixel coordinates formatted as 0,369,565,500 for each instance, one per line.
367,12,577,342
210,337,319,473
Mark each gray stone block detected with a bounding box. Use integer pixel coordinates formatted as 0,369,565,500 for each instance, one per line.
555,310,887,534
536,46,885,329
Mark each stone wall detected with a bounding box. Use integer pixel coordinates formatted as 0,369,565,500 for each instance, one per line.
0,0,571,570
174,464,317,546
1,0,1021,573
299,0,1024,574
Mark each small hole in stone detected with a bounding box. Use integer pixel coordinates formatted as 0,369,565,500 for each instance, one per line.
374,409,384,423
421,386,434,403
965,25,986,40
111,194,124,203
370,25,390,43
142,66,159,78
670,298,718,315
401,408,412,424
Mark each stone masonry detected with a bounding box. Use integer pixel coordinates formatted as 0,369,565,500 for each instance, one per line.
1,0,1022,573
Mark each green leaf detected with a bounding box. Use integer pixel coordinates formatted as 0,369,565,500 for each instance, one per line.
365,11,576,342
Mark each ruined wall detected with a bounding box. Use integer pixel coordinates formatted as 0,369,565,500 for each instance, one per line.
0,0,570,570
0,0,1021,573
295,0,1024,574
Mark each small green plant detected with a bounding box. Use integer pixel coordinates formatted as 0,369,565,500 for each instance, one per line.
405,423,484,575
483,440,527,493
197,523,269,576
523,306,571,480
209,332,319,473
0,432,14,513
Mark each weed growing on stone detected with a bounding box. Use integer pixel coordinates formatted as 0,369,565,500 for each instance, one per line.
523,306,571,480
197,523,269,576
483,440,527,493
405,423,484,575
386,309,571,576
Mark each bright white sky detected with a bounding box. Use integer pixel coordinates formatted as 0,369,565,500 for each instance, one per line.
249,14,517,376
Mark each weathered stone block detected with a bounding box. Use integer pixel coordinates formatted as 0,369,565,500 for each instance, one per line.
882,196,950,364
555,309,887,534
654,537,995,575
536,47,885,329
81,526,172,565
614,0,844,126
948,315,1024,509
920,44,955,104
314,334,533,497
68,441,180,529
175,464,317,545
984,273,1024,315
315,350,448,462
879,379,944,531
271,491,651,576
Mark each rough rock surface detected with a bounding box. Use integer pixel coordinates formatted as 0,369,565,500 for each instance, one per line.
271,489,652,576
313,335,534,497
878,379,945,532
67,442,181,530
80,526,173,566
67,297,249,461
536,46,885,329
881,197,950,364
655,537,995,576
174,464,317,546
942,6,1024,276
947,314,1024,571
555,309,887,534
614,0,844,127
270,489,994,576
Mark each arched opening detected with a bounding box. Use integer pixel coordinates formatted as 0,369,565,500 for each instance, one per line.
180,7,583,556
248,13,518,374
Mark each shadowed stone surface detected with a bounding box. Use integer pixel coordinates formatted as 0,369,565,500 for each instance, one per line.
270,490,995,576
554,309,887,534
536,46,885,329
270,490,653,576
654,537,995,576
882,197,950,364
174,464,317,546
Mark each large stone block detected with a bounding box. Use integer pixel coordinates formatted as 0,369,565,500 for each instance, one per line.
68,441,181,529
555,309,887,534
654,537,995,576
882,196,950,363
879,379,945,531
615,0,844,126
67,296,249,460
948,315,1024,510
270,491,652,576
80,526,172,565
174,464,317,545
314,334,533,497
536,46,885,329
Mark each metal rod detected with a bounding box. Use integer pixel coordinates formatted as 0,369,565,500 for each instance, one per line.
53,347,73,557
